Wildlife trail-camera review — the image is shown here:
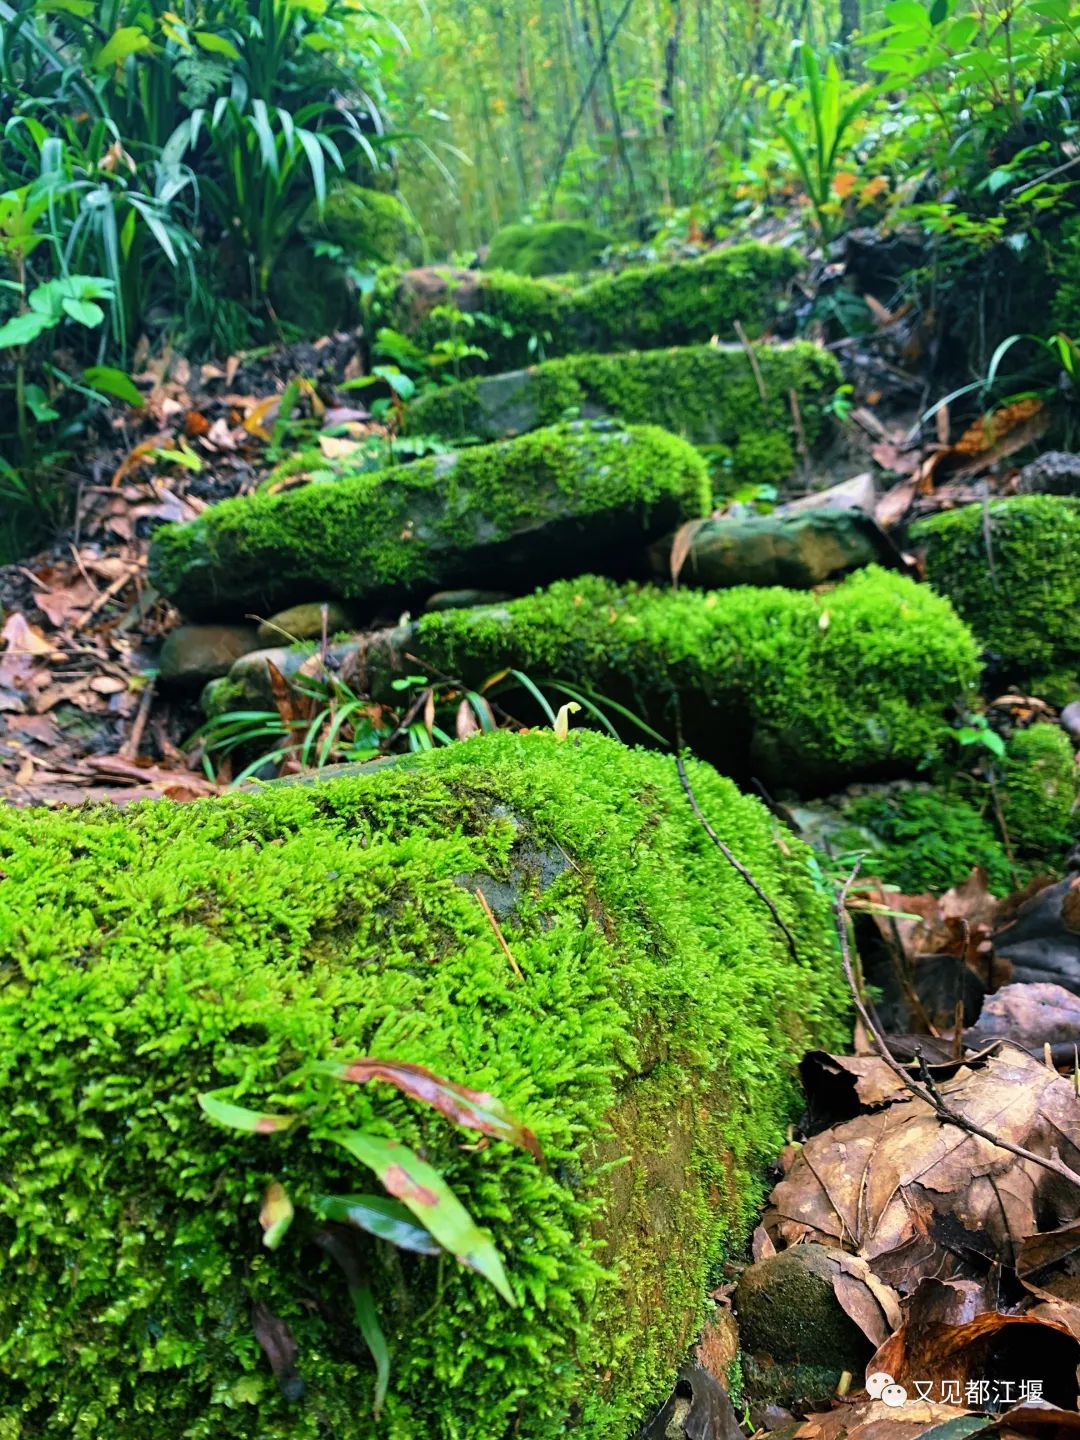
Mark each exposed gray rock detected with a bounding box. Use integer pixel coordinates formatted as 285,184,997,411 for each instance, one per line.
158,625,262,689
257,602,356,646
651,508,899,590
1016,451,1080,495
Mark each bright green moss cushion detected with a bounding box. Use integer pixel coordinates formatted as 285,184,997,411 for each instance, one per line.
0,732,845,1439
483,221,613,276
147,422,710,622
412,569,981,789
404,343,839,482
912,496,1080,679
377,243,800,374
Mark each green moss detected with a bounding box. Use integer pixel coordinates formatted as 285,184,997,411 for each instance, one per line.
405,343,839,486
822,784,1012,894
1002,722,1078,867
1051,215,1080,335
378,243,801,375
912,496,1080,679
0,731,846,1439
148,422,710,621
483,221,612,277
413,568,981,789
305,184,423,266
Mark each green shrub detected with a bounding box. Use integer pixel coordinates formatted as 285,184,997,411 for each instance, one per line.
483,221,612,276
0,731,846,1438
1002,722,1078,867
413,568,981,789
912,497,1080,679
404,343,839,483
377,243,800,374
148,422,710,621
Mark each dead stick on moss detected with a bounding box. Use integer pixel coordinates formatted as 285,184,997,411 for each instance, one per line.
676,754,799,964
836,861,1080,1189
475,887,524,982
733,320,769,405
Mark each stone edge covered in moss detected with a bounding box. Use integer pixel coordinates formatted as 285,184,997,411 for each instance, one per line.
0,731,846,1439
148,422,711,621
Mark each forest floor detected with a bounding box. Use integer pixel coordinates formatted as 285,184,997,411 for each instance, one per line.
4,244,1080,1439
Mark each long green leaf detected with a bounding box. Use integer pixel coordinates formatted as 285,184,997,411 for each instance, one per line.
198,1089,296,1133
311,1193,440,1253
327,1130,515,1305
351,1284,390,1418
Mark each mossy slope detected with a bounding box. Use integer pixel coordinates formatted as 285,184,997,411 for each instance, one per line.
483,221,612,276
413,570,980,788
404,343,839,480
379,243,800,374
0,731,845,1439
148,423,710,621
912,496,1080,680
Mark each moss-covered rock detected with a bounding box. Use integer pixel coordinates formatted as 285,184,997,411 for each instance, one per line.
404,344,839,481
1003,722,1078,867
378,243,800,374
483,221,612,276
0,731,846,1439
912,496,1080,680
795,782,1013,895
304,183,423,267
148,422,710,622
412,569,980,789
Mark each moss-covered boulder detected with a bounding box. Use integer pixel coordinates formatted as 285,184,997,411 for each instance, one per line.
378,243,800,374
792,782,1013,895
912,496,1080,681
304,183,423,267
0,731,845,1438
1003,722,1078,868
411,569,980,789
404,343,839,482
148,422,710,622
483,220,612,276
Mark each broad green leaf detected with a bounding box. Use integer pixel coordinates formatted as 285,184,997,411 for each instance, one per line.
61,298,105,328
312,1193,440,1254
314,1058,543,1160
37,0,95,16
351,1284,390,1417
259,1181,295,1249
198,1090,296,1133
24,384,58,423
327,1130,515,1304
0,310,54,347
193,29,241,58
84,367,144,407
94,26,155,68
884,0,931,27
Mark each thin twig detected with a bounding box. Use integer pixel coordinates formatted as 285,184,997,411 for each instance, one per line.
119,676,155,761
835,862,1080,1190
73,566,136,631
474,887,524,982
733,320,769,405
676,754,799,964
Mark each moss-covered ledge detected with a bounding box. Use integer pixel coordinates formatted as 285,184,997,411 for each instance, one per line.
148,422,710,622
912,495,1080,684
376,243,801,374
412,569,981,789
404,343,840,480
0,731,846,1439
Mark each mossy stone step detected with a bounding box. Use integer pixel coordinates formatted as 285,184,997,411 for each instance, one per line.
0,731,846,1438
404,342,839,486
411,569,980,789
376,242,800,375
912,495,1080,690
148,422,710,622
